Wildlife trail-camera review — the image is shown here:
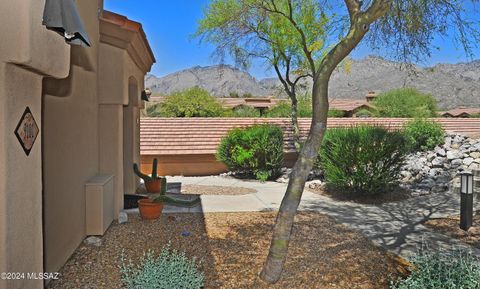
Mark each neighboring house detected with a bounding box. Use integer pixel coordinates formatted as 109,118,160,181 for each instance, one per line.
0,2,154,288
329,99,376,117
140,118,480,176
148,95,377,117
439,107,480,118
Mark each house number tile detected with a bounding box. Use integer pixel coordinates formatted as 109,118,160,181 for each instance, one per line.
14,107,39,156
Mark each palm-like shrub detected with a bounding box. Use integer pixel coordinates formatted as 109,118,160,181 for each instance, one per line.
391,246,480,289
373,88,438,118
403,119,444,151
319,126,408,195
217,124,284,181
159,87,225,117
120,244,204,289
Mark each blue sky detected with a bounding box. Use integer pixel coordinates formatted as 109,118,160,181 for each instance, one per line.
104,0,479,79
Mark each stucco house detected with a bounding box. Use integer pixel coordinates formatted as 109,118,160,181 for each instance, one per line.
0,1,154,288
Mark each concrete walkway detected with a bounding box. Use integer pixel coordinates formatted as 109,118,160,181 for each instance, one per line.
129,176,480,260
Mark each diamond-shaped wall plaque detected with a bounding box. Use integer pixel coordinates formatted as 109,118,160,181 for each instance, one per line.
14,107,39,156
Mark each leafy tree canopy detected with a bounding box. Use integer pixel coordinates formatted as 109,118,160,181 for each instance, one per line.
373,88,438,118
157,87,226,117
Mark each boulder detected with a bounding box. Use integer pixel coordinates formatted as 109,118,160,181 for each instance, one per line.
447,150,463,160
434,147,446,157
463,157,475,166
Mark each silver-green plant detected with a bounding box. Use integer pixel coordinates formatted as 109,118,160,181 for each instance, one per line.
390,244,480,289
120,243,204,289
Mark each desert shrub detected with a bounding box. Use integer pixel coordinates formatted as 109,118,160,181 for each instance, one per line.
159,87,225,117
391,246,480,289
470,113,480,118
265,96,312,118
319,126,408,195
230,105,261,117
373,88,438,118
403,119,444,151
120,244,204,289
354,108,375,118
229,91,240,98
264,102,291,117
217,124,284,181
146,103,163,117
327,109,346,117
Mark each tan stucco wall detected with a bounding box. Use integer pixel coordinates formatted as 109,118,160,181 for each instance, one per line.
0,65,44,289
0,1,154,286
0,63,6,289
98,42,145,214
0,0,71,288
42,0,103,274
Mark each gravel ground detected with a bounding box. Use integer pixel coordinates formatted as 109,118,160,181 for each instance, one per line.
48,212,409,289
307,186,411,204
424,212,480,248
181,185,257,196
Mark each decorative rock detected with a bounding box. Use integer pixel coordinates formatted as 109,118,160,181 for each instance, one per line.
307,180,324,190
447,150,463,160
84,236,102,247
451,159,463,167
434,147,446,157
118,211,128,224
463,157,475,166
431,184,448,193
470,152,480,159
427,152,436,161
431,157,444,167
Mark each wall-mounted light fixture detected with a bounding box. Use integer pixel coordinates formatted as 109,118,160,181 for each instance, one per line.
141,88,152,102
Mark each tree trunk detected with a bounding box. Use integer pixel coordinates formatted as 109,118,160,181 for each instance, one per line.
290,95,301,151
260,76,329,284
259,2,390,281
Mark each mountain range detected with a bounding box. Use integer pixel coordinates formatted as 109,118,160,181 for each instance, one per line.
145,56,480,109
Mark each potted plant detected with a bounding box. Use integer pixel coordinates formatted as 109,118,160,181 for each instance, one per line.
134,158,163,193
133,159,200,220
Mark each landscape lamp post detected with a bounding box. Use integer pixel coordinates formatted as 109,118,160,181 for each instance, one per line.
460,172,474,231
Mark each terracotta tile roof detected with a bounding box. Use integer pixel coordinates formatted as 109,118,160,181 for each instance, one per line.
148,97,373,113
140,118,480,156
440,107,480,117
329,99,374,112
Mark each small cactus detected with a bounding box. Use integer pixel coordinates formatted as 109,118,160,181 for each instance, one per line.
133,158,160,182
160,177,167,195
153,195,200,207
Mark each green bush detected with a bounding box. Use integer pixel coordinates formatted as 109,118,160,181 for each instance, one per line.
319,126,408,195
354,108,375,118
373,88,438,118
391,246,480,289
146,103,163,117
120,244,204,289
230,105,261,117
265,96,312,118
327,109,346,117
470,113,480,118
217,124,284,181
403,119,444,151
158,87,225,117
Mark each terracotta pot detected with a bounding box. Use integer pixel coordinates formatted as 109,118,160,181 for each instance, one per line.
144,179,162,193
138,199,163,220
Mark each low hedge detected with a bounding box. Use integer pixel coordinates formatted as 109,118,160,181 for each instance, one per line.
217,124,284,181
